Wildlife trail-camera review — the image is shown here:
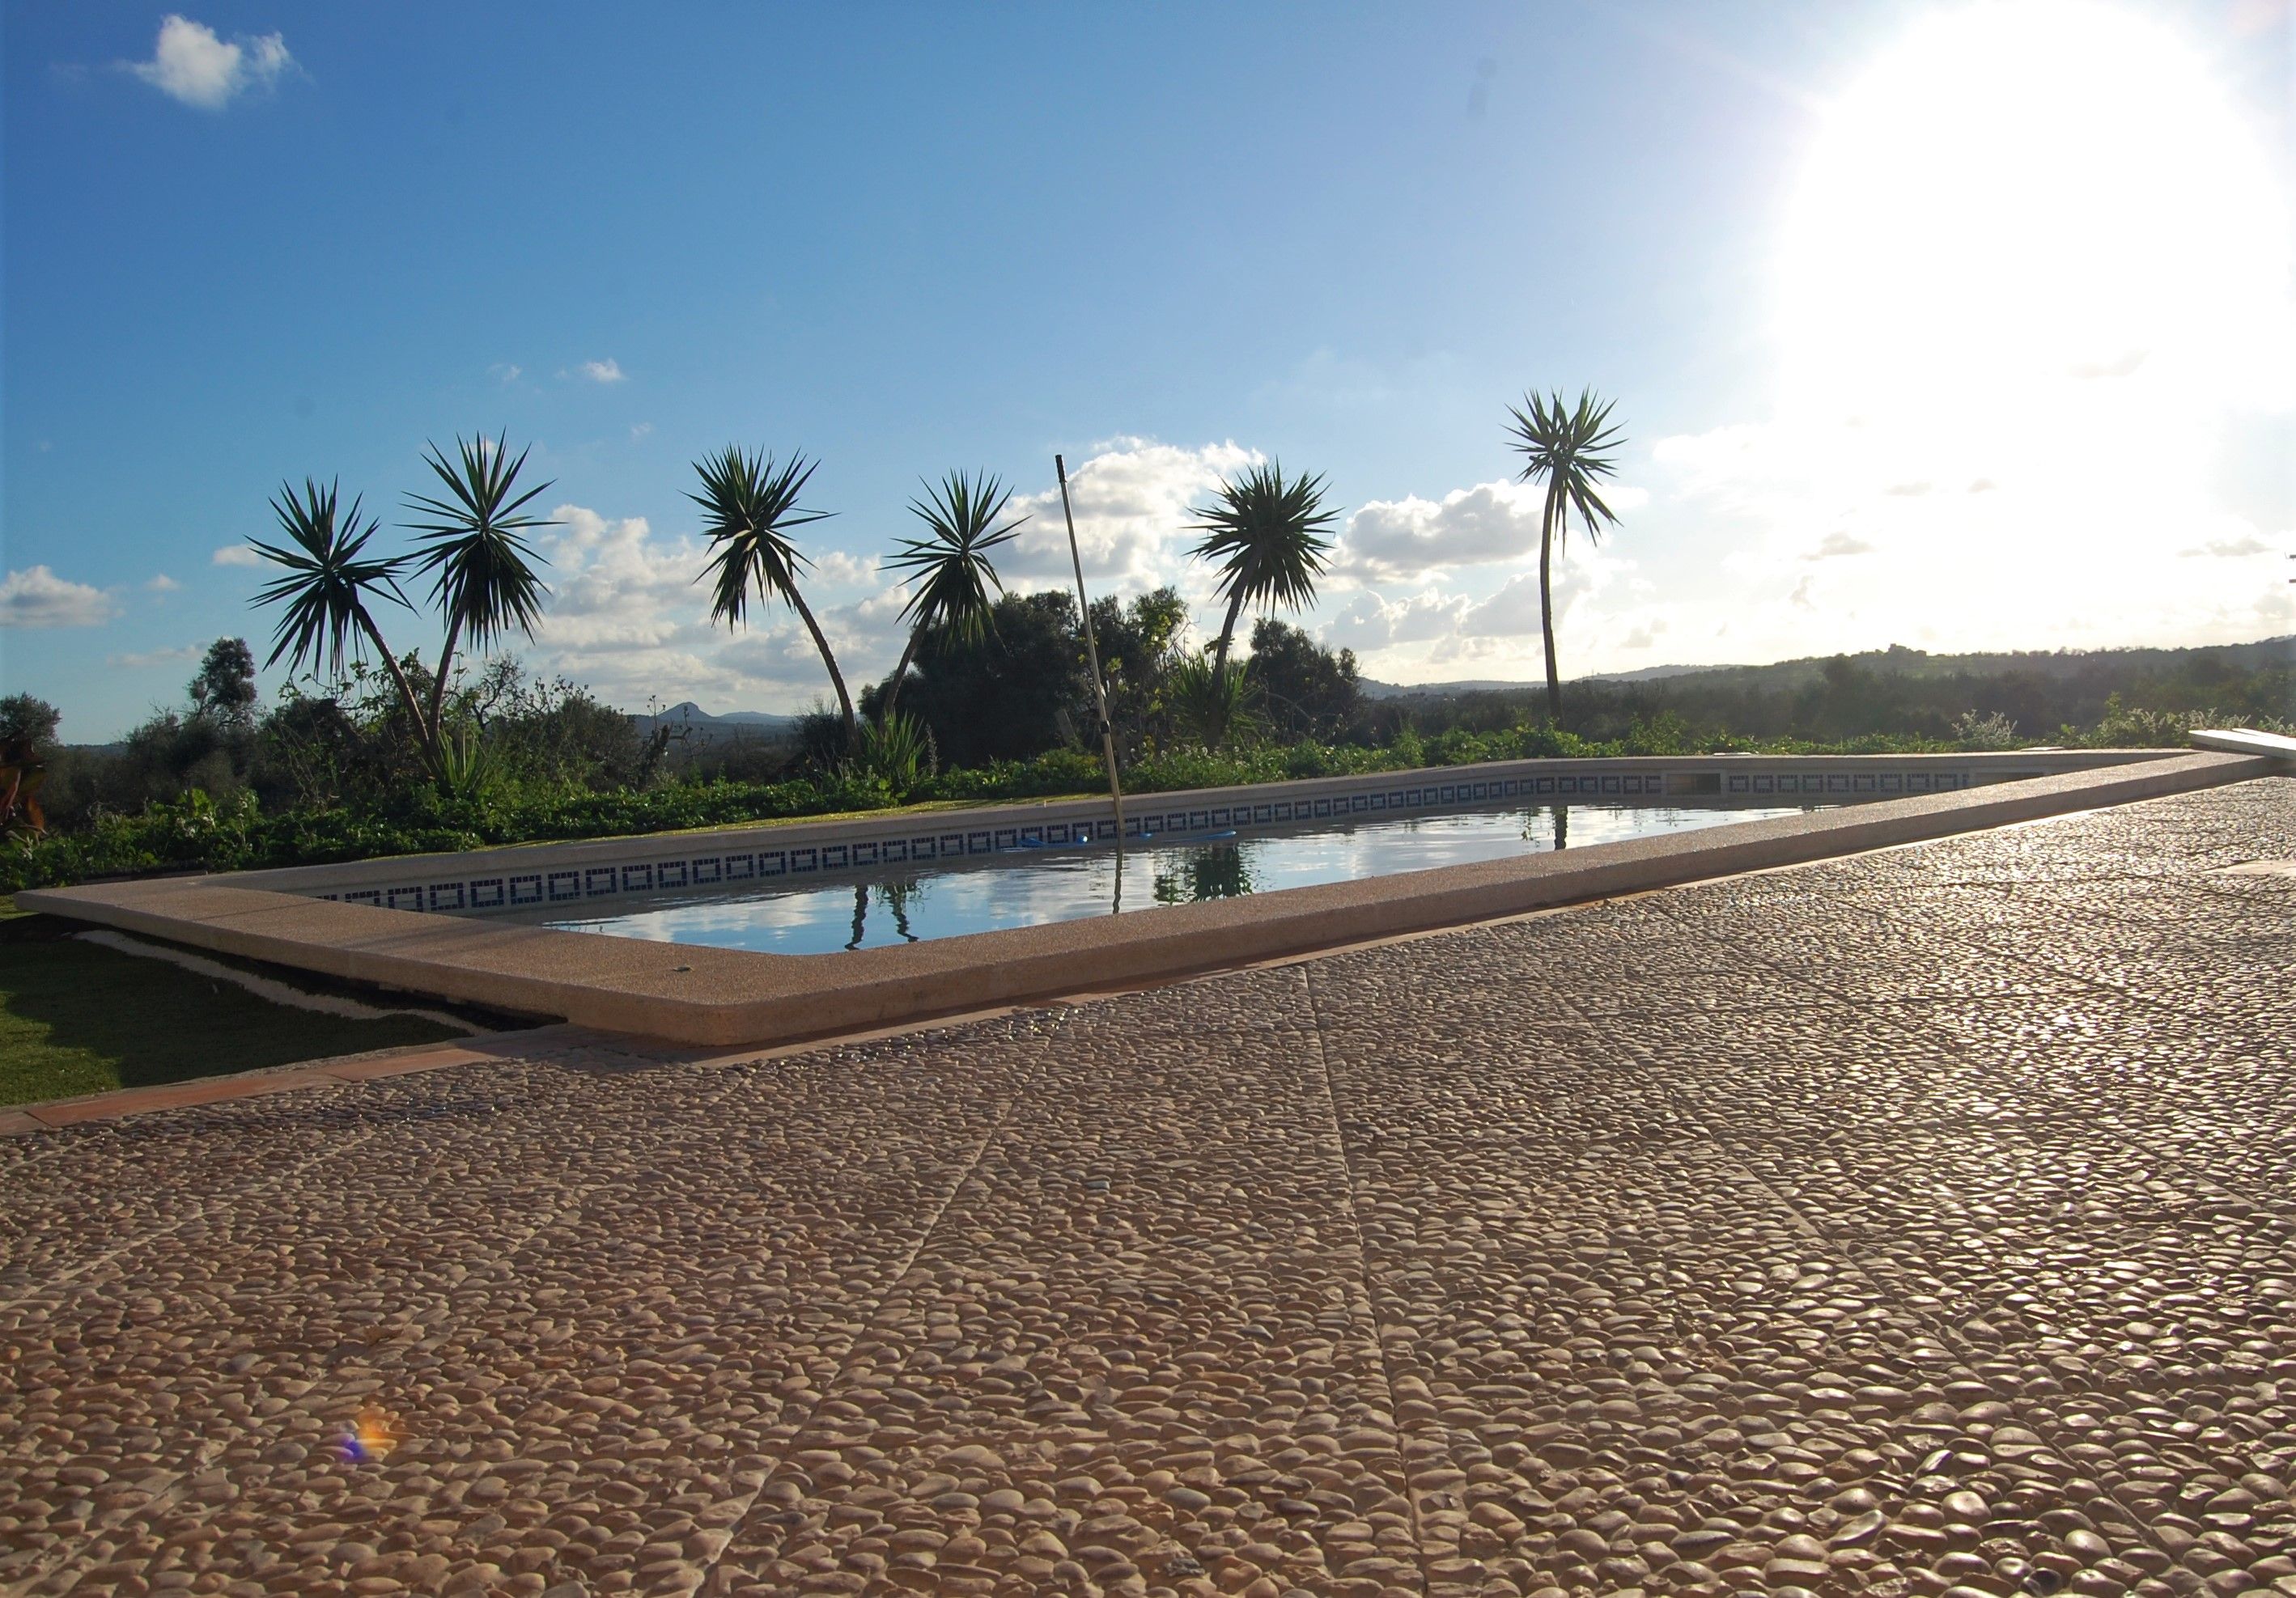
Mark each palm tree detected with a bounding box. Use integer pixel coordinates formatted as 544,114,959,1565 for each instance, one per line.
1186,461,1340,689
250,478,428,743
879,471,1027,720
691,446,855,746
403,433,558,744
1504,388,1625,722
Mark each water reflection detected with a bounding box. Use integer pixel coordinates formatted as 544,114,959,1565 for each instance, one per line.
1517,804,1572,849
1153,842,1254,905
842,878,924,949
522,801,1819,956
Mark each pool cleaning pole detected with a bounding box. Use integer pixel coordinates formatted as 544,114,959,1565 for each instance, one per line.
1056,454,1126,847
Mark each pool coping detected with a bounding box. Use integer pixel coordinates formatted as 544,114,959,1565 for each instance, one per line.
18,749,2272,1049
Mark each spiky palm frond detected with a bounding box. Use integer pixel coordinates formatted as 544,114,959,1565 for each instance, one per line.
689,446,831,627
1503,388,1624,553
888,471,1026,646
690,445,855,740
1187,461,1340,615
403,433,557,649
249,479,410,675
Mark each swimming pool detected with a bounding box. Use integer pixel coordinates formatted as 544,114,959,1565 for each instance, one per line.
512,800,1824,956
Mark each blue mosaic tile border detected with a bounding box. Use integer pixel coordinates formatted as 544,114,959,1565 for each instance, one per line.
310,766,1976,915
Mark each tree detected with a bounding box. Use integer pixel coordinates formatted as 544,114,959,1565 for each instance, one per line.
403,434,558,742
1504,388,1625,722
188,638,259,727
1186,462,1339,740
249,437,556,785
1243,618,1362,740
0,696,57,839
0,695,61,752
250,477,430,756
880,471,1025,720
1089,587,1190,757
691,447,855,747
872,591,1088,767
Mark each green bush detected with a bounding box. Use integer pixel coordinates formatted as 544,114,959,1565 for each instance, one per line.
2,698,2246,896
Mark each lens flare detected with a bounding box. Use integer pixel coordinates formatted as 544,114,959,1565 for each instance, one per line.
334,1404,402,1464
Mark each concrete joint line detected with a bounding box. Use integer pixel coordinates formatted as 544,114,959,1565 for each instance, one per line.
681,1013,1070,1598
0,1126,392,1595
1301,962,1438,1598
4,1066,630,1596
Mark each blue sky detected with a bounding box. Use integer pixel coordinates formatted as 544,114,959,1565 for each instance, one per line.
6,1,2290,740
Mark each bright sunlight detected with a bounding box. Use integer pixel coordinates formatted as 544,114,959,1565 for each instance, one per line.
1782,0,2286,433
1724,0,2294,651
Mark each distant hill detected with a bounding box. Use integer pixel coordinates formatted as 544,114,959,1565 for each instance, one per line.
1364,663,1727,698
1356,635,2293,744
631,702,801,746
1364,638,2294,703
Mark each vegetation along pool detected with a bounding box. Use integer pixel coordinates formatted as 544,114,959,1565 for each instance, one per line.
513,801,1827,956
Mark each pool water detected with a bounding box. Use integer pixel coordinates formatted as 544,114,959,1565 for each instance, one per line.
514,801,1822,956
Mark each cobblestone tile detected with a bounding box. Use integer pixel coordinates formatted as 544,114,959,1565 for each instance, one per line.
1,777,2289,1596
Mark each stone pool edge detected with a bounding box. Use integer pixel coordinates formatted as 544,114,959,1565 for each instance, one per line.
19,750,2270,1050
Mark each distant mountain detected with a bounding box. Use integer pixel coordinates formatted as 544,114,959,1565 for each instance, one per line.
1361,664,1727,698
1360,678,1530,699
1360,638,2294,703
632,702,801,745
1581,663,1733,684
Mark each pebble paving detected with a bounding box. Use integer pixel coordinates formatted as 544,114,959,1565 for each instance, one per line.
2,777,2291,1597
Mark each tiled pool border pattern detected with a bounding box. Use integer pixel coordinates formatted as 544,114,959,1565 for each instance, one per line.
224,752,2162,919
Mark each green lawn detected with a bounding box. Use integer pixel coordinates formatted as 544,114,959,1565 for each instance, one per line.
0,900,468,1108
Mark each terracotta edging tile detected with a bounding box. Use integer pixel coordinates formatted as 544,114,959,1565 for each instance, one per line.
22,1067,337,1127
0,1024,577,1133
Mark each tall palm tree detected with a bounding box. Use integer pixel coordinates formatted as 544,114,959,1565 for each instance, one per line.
404,433,558,742
1186,461,1340,688
250,478,428,742
879,471,1027,720
691,446,855,745
1504,388,1625,722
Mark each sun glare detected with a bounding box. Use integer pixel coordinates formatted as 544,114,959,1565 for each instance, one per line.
1780,0,2287,445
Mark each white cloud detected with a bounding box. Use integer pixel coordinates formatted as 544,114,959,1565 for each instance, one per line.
0,567,119,628
1456,554,1623,640
126,15,294,110
490,362,523,384
108,642,204,668
579,358,626,384
2180,534,2276,558
1322,591,1471,651
146,574,182,593
629,422,653,440
1804,532,1875,561
212,545,262,567
1648,409,2296,659
1337,479,1650,582
520,504,906,714
999,437,1263,601
809,550,880,587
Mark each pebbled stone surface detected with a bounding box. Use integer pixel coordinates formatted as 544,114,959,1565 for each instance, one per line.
1,776,2290,1596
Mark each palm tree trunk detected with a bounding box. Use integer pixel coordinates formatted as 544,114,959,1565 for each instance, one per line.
880,629,923,722
426,613,464,756
360,612,441,773
790,589,856,746
1207,588,1249,748
1538,485,1564,724
1210,588,1247,685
